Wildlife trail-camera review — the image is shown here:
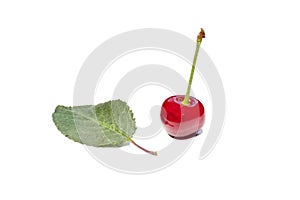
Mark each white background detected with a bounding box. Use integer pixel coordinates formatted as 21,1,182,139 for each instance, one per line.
1,0,299,199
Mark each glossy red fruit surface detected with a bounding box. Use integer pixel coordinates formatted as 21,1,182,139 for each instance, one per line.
160,95,205,139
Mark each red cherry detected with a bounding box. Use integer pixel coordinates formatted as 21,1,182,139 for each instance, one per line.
160,95,205,139
160,28,206,139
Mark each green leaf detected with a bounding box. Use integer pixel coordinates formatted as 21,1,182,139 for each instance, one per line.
52,100,136,147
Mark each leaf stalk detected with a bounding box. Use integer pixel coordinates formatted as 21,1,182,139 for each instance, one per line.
128,138,157,156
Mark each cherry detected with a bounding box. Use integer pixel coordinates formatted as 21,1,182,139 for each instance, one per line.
161,95,205,139
160,28,206,139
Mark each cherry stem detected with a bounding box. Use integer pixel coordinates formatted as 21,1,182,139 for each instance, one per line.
128,138,157,156
182,28,205,106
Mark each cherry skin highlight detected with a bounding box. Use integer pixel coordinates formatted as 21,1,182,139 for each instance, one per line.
160,95,205,139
